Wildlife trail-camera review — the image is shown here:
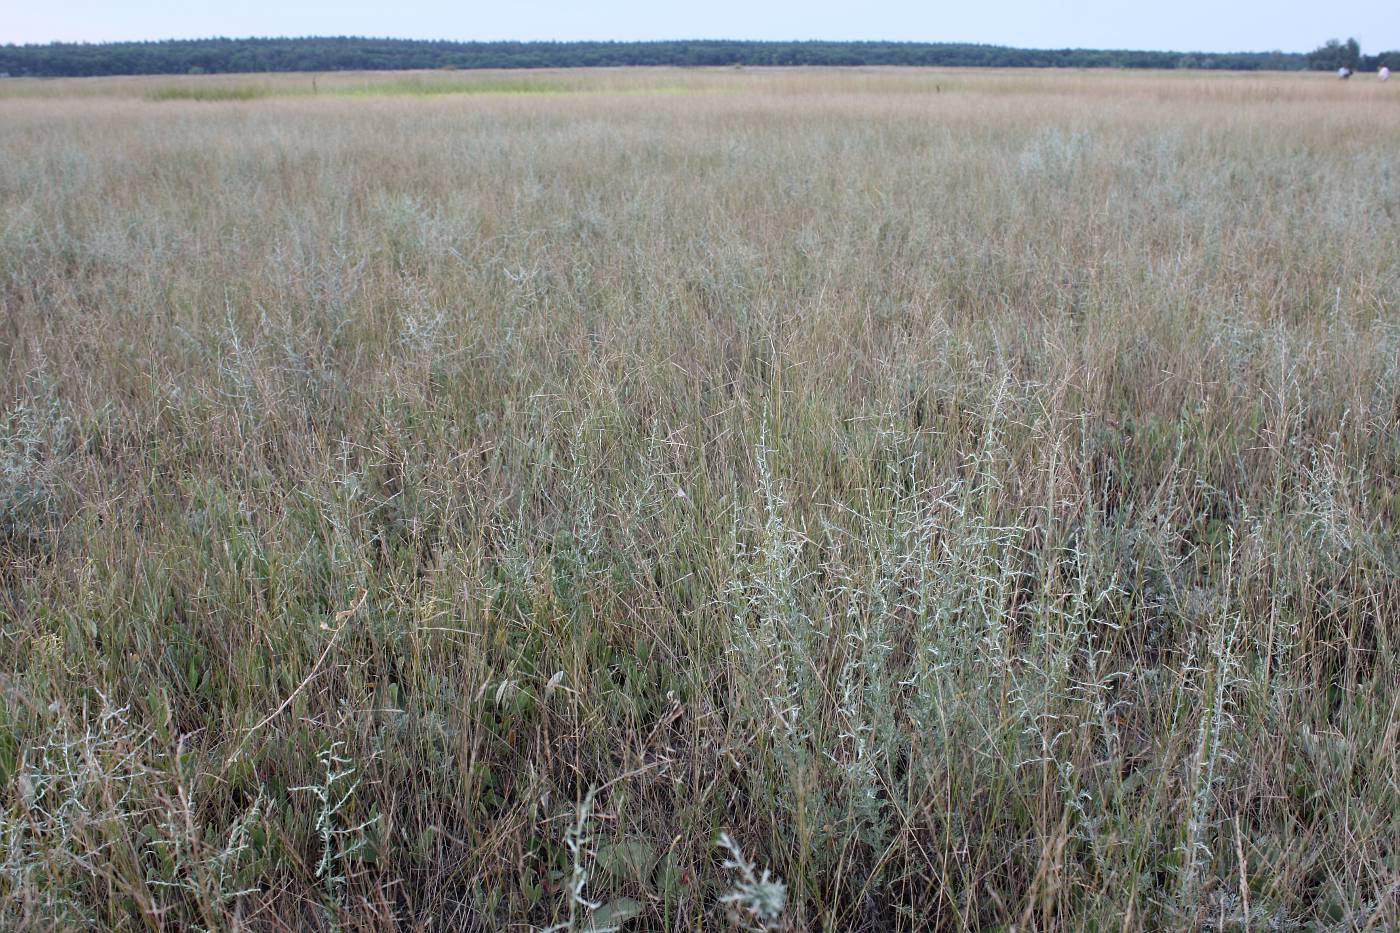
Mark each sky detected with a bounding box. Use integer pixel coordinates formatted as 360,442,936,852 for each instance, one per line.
5,1,1397,54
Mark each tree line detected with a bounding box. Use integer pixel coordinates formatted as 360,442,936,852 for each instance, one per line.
0,37,1393,78
1305,38,1396,72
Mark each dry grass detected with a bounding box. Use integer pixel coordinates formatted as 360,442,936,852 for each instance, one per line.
1,67,1398,930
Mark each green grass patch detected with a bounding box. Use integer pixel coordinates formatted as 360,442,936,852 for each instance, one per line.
146,78,570,103
146,84,275,102
345,77,571,97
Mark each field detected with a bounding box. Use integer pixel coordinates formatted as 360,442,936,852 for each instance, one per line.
1,67,1398,930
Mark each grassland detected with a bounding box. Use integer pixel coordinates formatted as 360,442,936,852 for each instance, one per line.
1,67,1398,930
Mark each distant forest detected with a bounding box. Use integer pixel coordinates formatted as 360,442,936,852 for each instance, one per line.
1,37,1395,78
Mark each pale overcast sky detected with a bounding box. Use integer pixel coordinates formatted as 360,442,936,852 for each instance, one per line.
5,1,1397,54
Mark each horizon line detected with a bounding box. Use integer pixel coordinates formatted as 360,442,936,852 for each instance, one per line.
2,35,1321,57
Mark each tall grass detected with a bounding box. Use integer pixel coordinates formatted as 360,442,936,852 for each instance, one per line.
0,67,1397,929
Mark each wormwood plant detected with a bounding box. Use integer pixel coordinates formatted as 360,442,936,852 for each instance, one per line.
292,743,380,923
540,788,642,933
1,700,145,927
717,832,789,932
0,370,67,555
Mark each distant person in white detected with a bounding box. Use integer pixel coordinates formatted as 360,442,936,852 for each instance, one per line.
1381,66,1391,82
1338,66,1352,79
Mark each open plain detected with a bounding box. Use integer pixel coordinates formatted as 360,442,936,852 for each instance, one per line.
1,67,1398,929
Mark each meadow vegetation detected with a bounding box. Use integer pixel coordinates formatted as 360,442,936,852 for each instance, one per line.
0,67,1397,930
